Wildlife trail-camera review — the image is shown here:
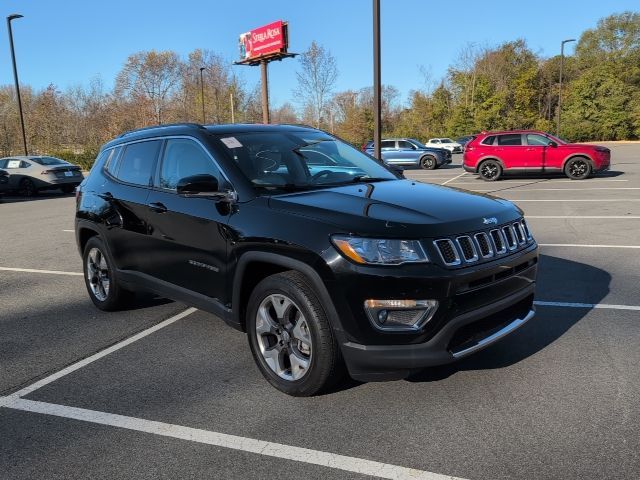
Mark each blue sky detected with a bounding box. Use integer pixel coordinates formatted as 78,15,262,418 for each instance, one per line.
0,1,637,108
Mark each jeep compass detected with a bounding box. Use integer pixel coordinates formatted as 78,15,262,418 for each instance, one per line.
76,123,538,396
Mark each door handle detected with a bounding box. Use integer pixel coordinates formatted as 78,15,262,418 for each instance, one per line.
98,191,113,200
148,202,167,213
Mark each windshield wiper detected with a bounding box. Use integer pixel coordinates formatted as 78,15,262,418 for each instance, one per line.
349,175,393,183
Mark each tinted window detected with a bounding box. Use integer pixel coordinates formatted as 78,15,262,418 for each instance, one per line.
481,136,496,145
300,149,338,166
0,160,6,168
497,134,522,146
526,134,550,146
380,140,395,149
159,138,221,190
397,141,415,150
116,140,161,186
105,147,122,176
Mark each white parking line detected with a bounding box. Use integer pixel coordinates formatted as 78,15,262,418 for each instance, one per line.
539,243,640,249
0,397,465,480
527,216,640,219
441,172,467,185
0,267,83,276
9,307,197,398
471,187,640,192
62,229,74,232
534,301,640,311
447,179,629,184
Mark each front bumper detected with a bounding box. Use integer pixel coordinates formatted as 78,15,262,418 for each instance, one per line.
341,285,535,381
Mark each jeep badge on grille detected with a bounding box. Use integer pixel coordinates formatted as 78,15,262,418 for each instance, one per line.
483,217,498,225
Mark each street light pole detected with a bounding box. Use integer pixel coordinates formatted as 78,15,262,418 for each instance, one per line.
7,14,28,155
199,67,206,124
557,38,576,137
372,0,381,161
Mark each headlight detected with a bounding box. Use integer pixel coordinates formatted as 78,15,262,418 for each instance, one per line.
331,235,429,265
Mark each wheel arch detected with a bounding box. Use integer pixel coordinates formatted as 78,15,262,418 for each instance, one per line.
476,156,504,172
562,154,595,171
232,252,344,341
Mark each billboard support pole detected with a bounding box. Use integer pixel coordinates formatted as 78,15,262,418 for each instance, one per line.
373,0,382,161
260,59,270,124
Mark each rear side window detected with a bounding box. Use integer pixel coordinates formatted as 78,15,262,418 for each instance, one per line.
115,140,161,186
105,147,122,176
159,138,221,190
481,136,496,145
496,134,522,146
381,140,395,149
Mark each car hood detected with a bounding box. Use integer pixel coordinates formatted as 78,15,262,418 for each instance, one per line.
268,179,521,237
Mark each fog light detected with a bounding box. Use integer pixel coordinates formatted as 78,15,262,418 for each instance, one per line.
364,299,439,332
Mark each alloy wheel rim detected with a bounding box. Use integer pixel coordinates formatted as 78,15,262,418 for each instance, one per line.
255,294,312,381
569,160,587,177
86,247,110,301
423,158,434,168
481,163,498,178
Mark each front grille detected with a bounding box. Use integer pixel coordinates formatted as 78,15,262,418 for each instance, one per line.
433,218,534,268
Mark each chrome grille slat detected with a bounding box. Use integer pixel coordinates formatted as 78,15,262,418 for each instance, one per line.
513,222,526,245
434,239,461,266
456,236,478,263
474,232,494,258
502,226,517,250
490,229,507,254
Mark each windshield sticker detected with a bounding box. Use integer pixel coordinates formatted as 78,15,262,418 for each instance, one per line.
7,160,21,168
220,137,243,149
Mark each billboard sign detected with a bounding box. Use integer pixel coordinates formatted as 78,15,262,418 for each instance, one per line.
239,20,288,61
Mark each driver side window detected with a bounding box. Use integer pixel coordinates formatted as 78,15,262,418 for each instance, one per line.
159,138,221,191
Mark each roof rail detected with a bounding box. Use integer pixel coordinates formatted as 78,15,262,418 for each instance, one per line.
118,122,206,138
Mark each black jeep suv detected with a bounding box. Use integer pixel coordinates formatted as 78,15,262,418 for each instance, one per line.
76,123,537,396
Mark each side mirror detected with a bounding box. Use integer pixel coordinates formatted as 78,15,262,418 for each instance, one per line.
176,174,235,201
548,141,558,148
388,164,405,178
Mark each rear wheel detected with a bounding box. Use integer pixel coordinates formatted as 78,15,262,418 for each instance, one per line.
564,157,591,180
83,236,134,311
247,271,344,396
19,178,37,197
479,160,502,181
420,155,437,170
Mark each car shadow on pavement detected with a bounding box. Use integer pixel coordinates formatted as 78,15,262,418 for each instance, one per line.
0,190,74,204
405,253,611,383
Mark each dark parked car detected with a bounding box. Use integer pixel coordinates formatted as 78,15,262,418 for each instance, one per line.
0,168,9,193
0,156,84,195
463,130,611,181
76,123,538,396
363,138,452,169
456,135,476,147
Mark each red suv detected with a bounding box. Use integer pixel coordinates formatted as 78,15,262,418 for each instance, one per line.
463,130,611,181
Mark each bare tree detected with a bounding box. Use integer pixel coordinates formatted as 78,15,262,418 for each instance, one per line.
294,41,338,128
115,50,182,124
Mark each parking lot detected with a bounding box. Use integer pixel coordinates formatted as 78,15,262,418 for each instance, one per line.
1,143,639,479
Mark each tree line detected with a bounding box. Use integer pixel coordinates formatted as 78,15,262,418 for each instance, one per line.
0,11,637,166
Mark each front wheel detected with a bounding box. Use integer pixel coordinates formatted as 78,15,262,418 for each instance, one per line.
247,271,344,396
565,157,591,180
479,160,502,181
420,155,437,170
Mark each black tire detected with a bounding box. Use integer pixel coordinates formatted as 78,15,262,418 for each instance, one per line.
82,236,134,311
478,159,502,181
19,178,37,197
420,155,437,170
246,270,344,396
564,157,591,180
61,185,76,194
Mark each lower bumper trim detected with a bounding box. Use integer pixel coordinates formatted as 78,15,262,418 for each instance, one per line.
451,309,535,358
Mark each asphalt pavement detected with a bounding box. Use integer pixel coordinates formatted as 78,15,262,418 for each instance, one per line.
1,143,639,479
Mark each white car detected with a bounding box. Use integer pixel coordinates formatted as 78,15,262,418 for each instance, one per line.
426,138,463,154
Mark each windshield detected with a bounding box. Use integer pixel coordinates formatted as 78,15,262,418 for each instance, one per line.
30,156,66,166
409,139,427,148
544,132,568,145
441,138,453,143
216,131,397,192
